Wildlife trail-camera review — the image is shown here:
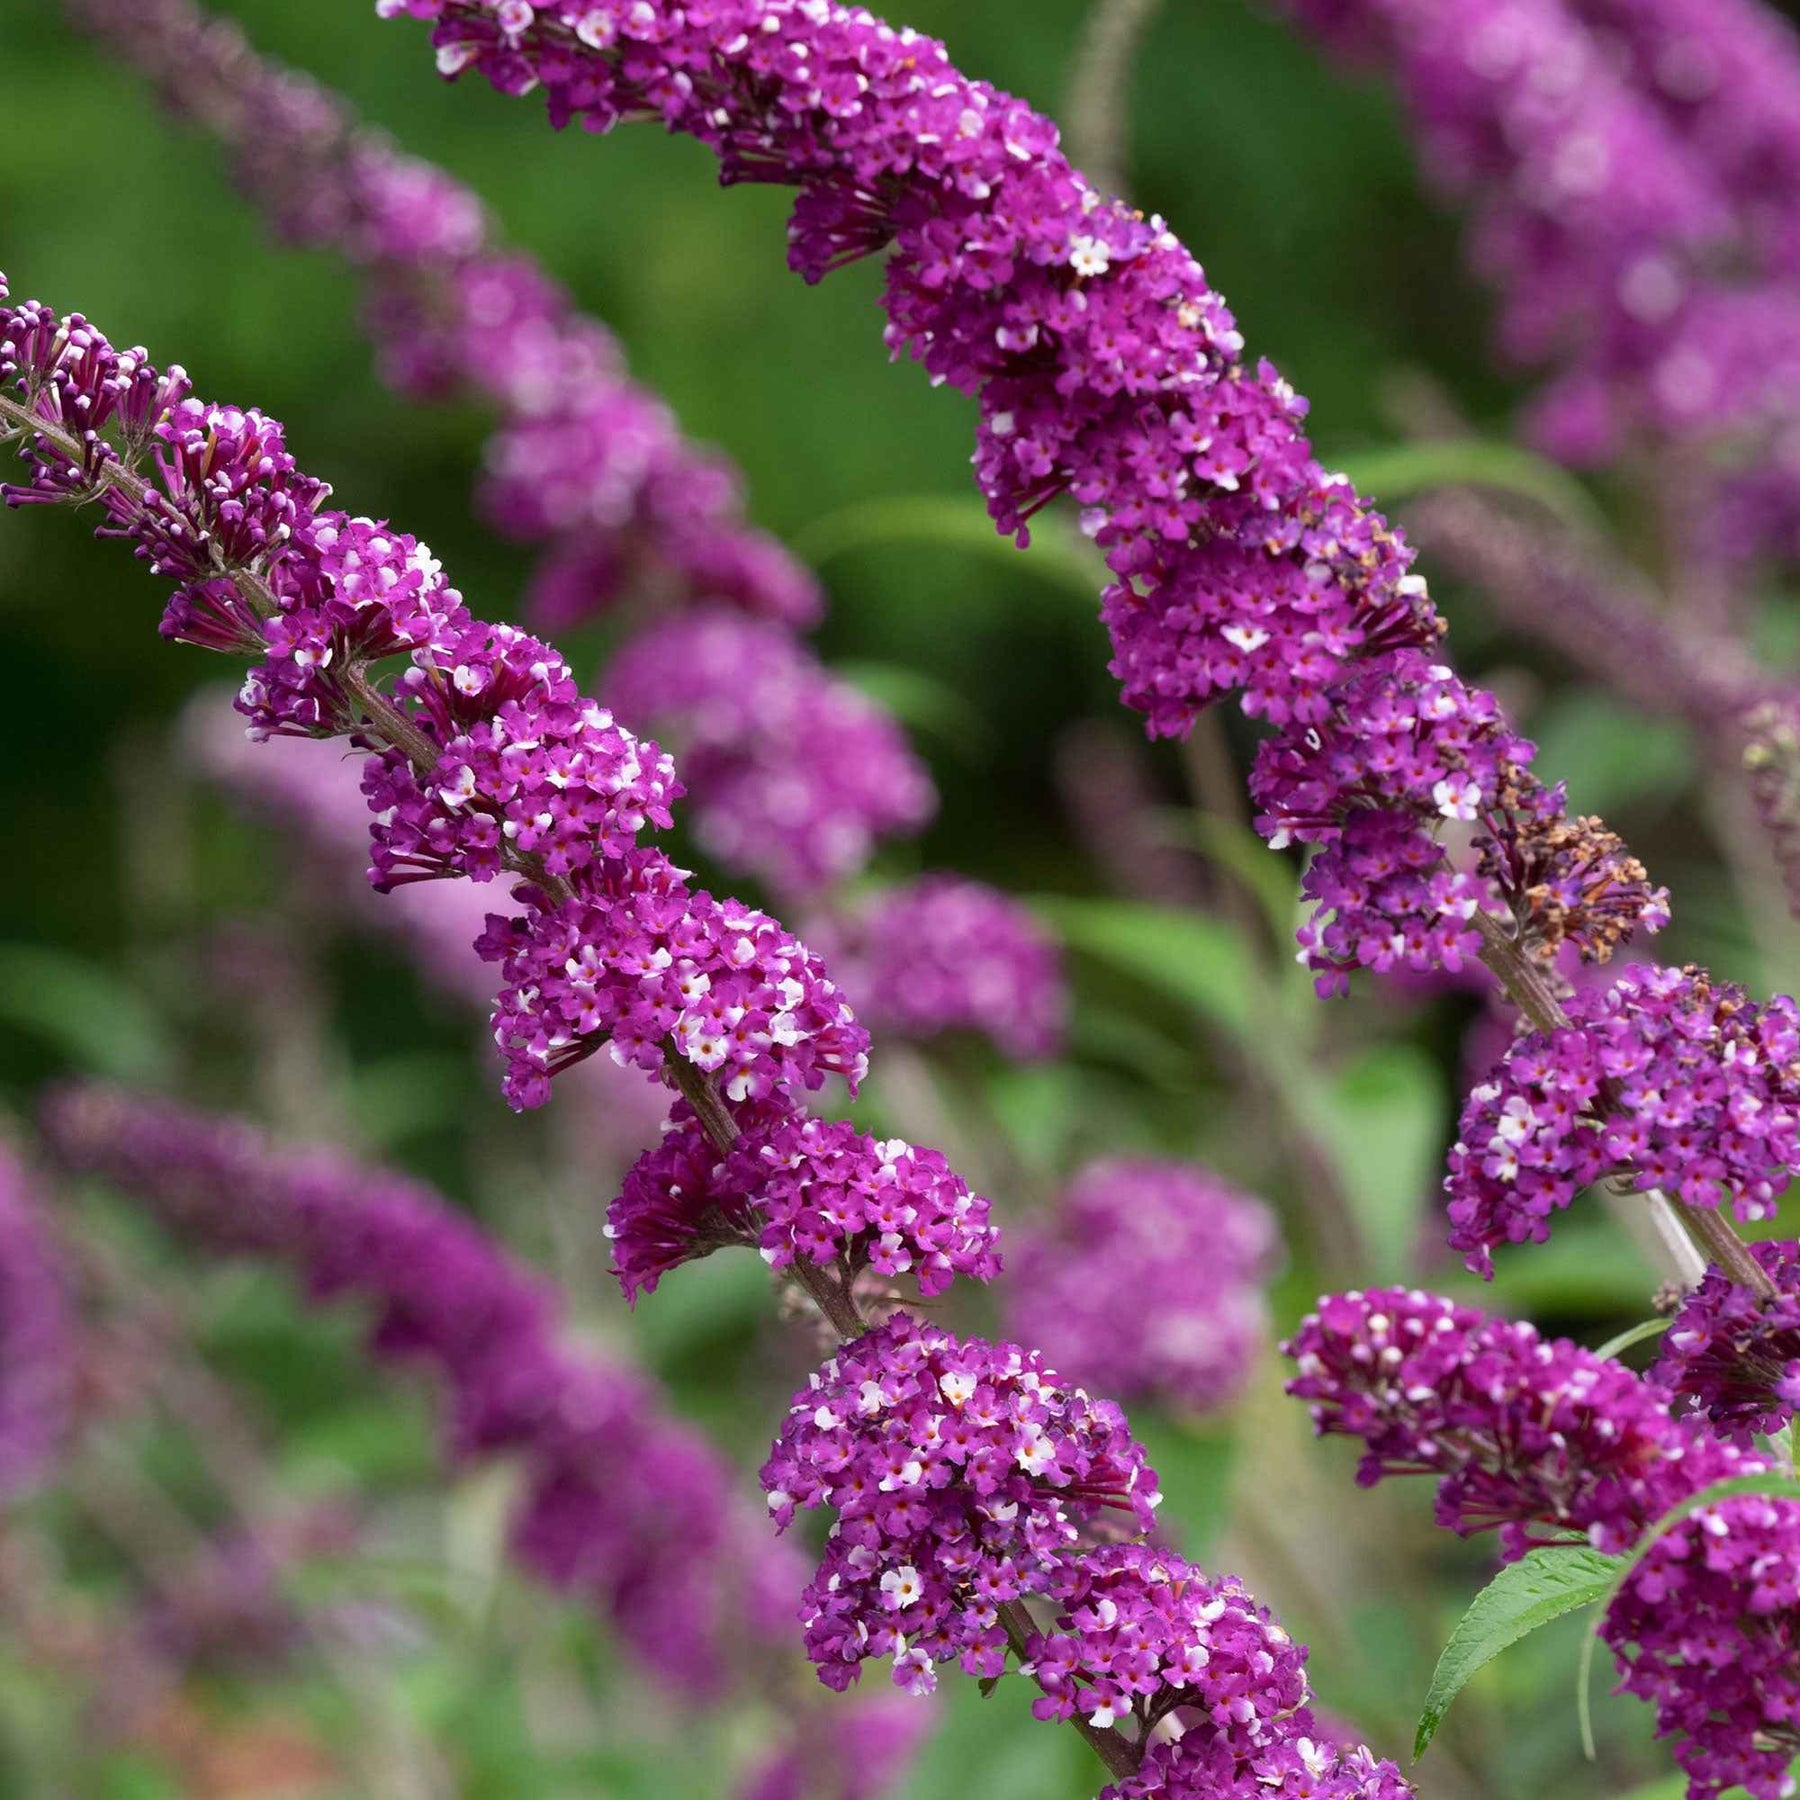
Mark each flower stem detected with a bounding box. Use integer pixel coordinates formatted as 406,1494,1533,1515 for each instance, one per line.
997,1598,1140,1780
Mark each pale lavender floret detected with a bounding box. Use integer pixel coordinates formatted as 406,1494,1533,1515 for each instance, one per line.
0,1140,74,1502
1006,1159,1278,1416
817,875,1066,1061
605,608,935,898
373,0,1670,989
760,1315,1161,1695
40,1081,798,1697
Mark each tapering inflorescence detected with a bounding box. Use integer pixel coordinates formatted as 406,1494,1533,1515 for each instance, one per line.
0,263,1422,1791
0,1140,75,1503
374,0,1669,993
0,277,878,1115
1005,1159,1278,1417
1286,1288,1800,1799
20,2,1800,1789
1444,964,1800,1277
40,1081,798,1695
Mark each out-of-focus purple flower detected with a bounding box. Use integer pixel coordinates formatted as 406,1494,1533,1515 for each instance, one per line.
40,1081,796,1697
0,1140,74,1502
182,685,673,1158
1286,1286,1800,1800
184,689,511,1003
69,0,824,630
761,1315,1160,1695
1652,1238,1800,1443
605,609,934,899
819,876,1066,1061
736,1689,935,1800
1444,964,1800,1277
1005,1159,1277,1416
608,1103,1001,1304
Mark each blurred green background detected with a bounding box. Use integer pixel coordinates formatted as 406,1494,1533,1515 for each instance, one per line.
1,2,1795,1797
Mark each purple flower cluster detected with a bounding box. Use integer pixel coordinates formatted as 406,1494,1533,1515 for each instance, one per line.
1109,1731,1413,1800
71,0,823,630
1006,1159,1277,1416
1022,1543,1308,1737
375,0,1667,986
1286,1286,1800,1799
0,282,873,1115
1652,1238,1800,1443
1284,1286,1715,1555
1605,1477,1800,1800
605,608,934,898
40,1081,797,1696
0,1141,74,1502
760,1315,1160,1695
607,1102,1001,1303
1444,964,1800,1276
737,1689,936,1800
1026,1543,1409,1799
79,0,942,914
475,848,868,1108
359,617,682,890
818,876,1066,1061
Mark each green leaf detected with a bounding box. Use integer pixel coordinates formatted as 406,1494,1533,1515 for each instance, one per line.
1531,694,1693,818
1155,810,1300,943
1132,1417,1238,1563
0,943,169,1081
831,658,993,760
1578,1472,1800,1757
1336,439,1608,537
792,494,1102,607
1594,1317,1671,1362
1415,1547,1623,1761
1313,1043,1448,1281
1032,897,1256,1037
